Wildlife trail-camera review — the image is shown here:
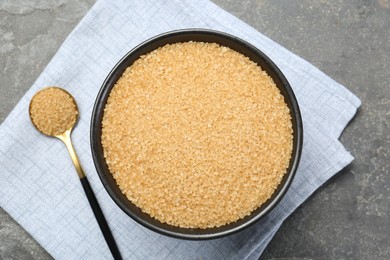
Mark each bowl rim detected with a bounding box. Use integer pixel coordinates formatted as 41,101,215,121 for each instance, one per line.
90,28,303,240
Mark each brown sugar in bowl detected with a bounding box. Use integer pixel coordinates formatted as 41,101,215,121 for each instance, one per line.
91,29,303,239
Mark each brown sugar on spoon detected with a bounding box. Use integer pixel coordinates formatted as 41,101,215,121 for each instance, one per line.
29,87,78,136
102,42,293,229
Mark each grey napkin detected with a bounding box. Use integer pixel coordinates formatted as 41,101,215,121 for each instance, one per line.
0,0,361,259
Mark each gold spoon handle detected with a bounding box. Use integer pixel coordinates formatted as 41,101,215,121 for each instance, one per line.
57,130,122,260
58,129,85,178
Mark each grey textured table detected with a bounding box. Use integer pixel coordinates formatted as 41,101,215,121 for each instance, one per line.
0,1,389,259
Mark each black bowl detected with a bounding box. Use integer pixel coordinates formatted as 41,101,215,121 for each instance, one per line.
90,29,303,240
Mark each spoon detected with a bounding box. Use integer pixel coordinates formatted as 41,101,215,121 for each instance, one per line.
29,87,122,260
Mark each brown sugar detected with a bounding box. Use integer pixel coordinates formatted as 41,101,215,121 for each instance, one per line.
30,87,78,136
102,42,293,228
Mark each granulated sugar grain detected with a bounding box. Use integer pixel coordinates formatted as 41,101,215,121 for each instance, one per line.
102,42,293,228
30,87,78,136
